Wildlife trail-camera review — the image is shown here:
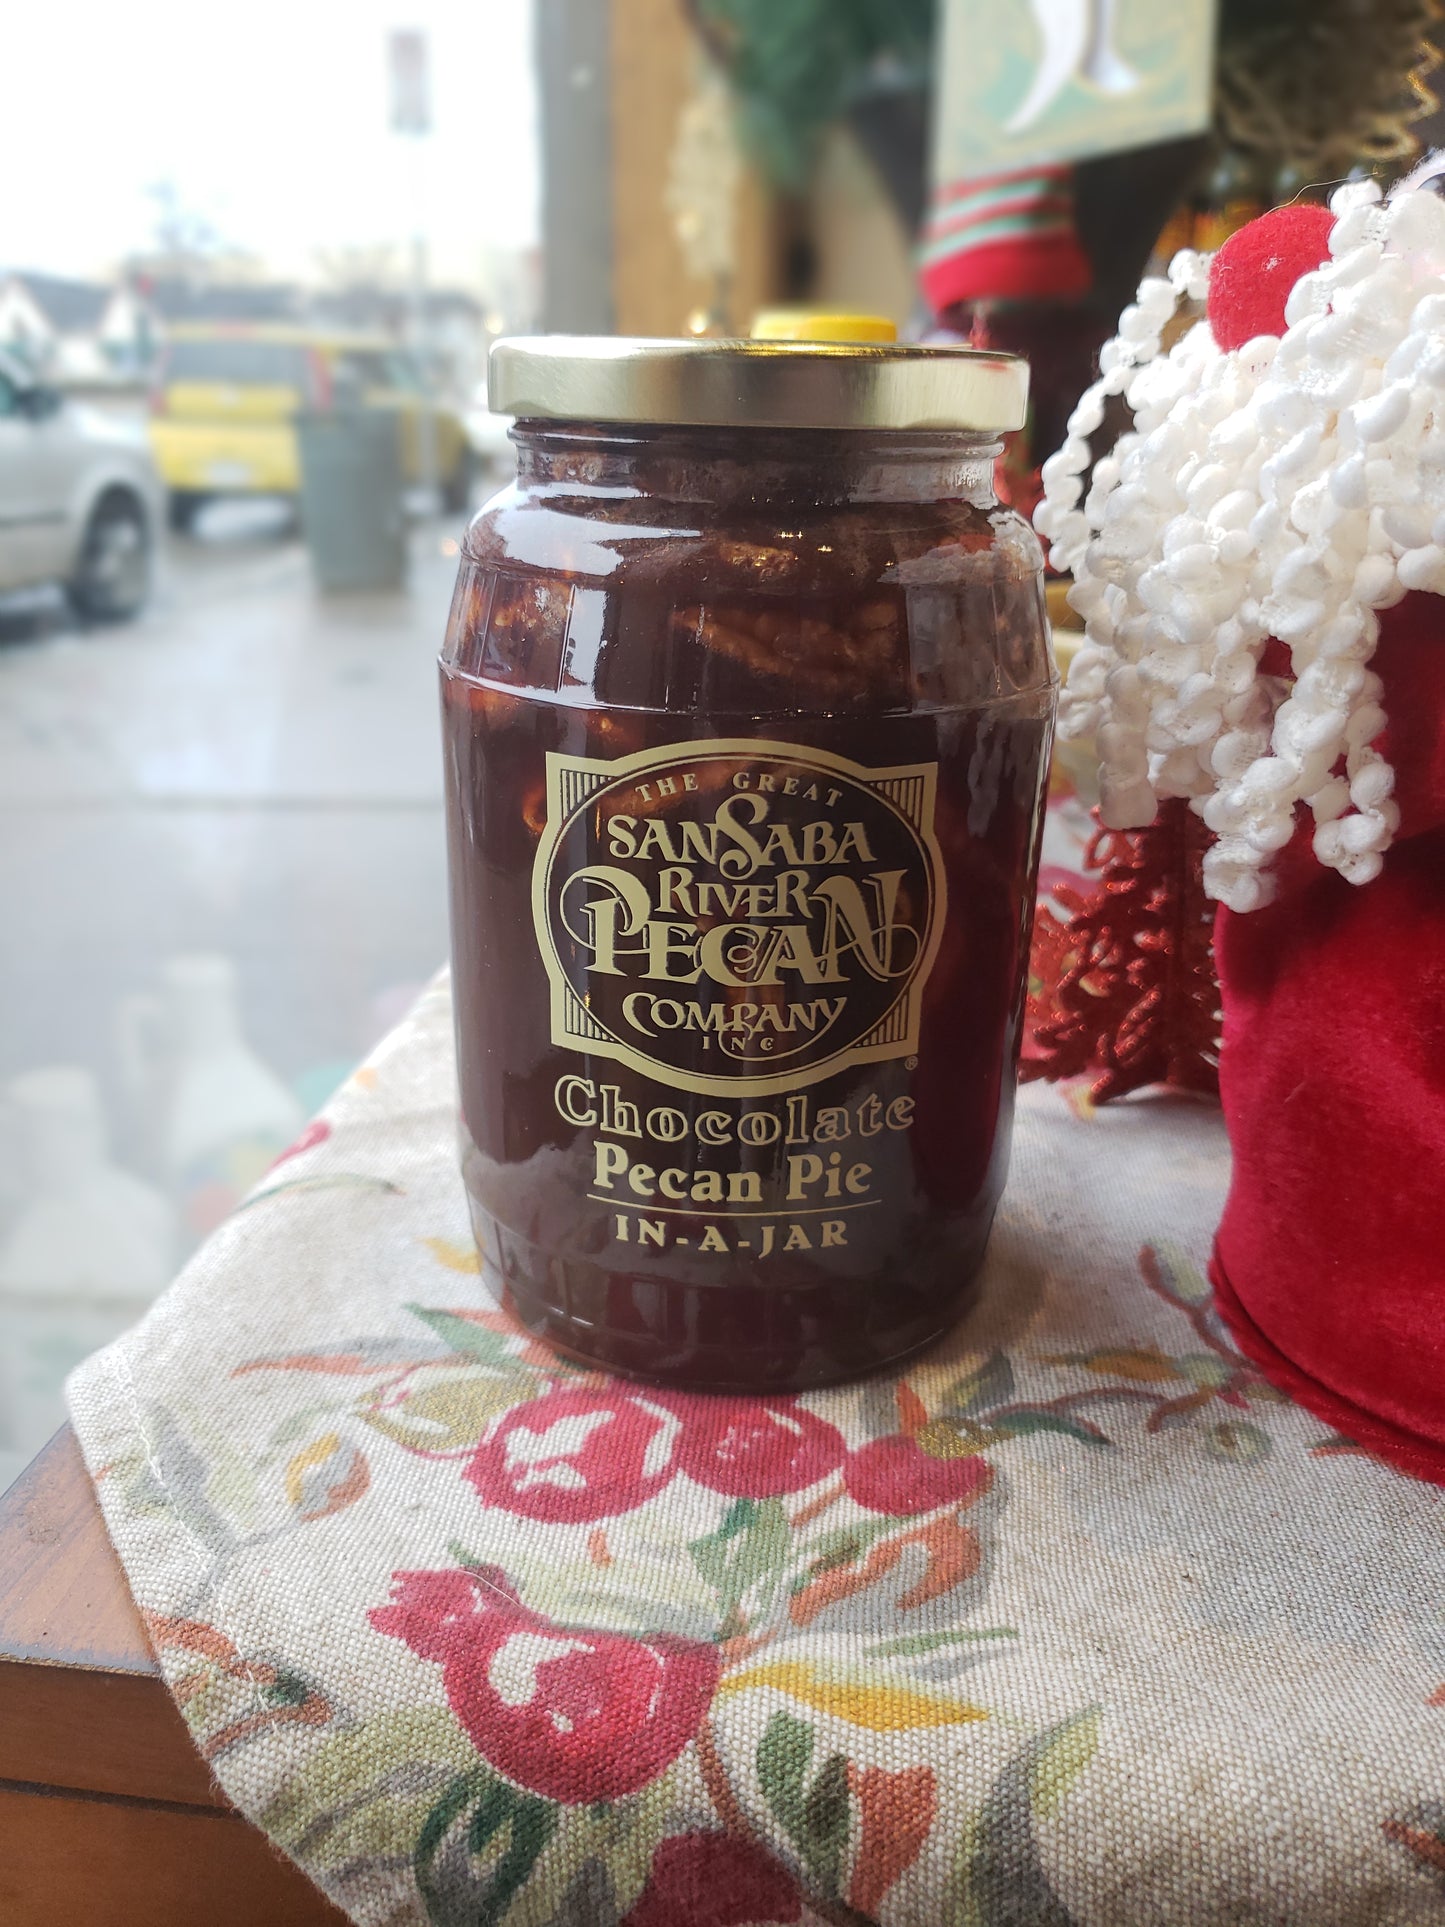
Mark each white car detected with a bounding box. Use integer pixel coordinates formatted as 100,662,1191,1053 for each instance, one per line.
0,351,161,621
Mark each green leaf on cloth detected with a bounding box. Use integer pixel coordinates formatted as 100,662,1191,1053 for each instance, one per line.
758,1710,815,1851
415,1766,558,1927
796,1514,895,1575
801,1751,851,1900
866,1627,1017,1659
946,1711,1100,1927
405,1304,524,1371
990,1410,1113,1448
1029,1708,1102,1822
756,1710,851,1900
235,1335,446,1377
1142,1241,1213,1307
689,1497,790,1637
1205,1421,1273,1464
941,1350,1016,1418
1174,1352,1235,1391
259,1707,472,1862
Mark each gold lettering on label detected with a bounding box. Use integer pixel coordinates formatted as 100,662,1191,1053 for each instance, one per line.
556,1075,597,1125
594,1142,628,1189
786,1154,823,1201
605,1210,854,1252
536,740,944,1098
541,744,944,1238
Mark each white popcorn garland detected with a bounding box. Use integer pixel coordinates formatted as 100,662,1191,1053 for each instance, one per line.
1037,178,1445,910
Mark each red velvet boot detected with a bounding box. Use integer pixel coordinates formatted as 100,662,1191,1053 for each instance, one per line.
1210,595,1445,1479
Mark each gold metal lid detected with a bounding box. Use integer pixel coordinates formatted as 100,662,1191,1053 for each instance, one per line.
488,335,1028,433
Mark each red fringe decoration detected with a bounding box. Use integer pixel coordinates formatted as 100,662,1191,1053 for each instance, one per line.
1023,799,1220,1103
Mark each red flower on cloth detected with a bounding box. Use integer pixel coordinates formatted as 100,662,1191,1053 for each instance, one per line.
843,1434,994,1516
369,1567,721,1803
464,1386,678,1525
269,1118,331,1169
669,1397,847,1499
465,1385,847,1523
621,1830,802,1927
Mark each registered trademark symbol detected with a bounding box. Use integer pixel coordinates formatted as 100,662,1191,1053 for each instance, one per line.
906,1056,918,1070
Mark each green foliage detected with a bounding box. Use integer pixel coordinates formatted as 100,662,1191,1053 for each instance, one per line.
694,0,936,183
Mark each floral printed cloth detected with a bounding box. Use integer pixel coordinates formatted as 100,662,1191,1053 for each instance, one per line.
67,974,1445,1927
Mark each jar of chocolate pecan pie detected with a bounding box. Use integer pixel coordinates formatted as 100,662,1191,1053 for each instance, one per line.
441,333,1054,1390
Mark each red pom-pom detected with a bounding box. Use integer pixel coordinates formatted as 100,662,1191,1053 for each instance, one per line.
1206,204,1337,353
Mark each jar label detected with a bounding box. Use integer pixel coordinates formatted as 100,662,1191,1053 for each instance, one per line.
533,739,945,1096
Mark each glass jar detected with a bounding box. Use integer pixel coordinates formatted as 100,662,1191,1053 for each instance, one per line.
441,337,1055,1391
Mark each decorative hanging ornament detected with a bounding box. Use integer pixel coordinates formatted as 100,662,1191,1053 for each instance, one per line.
1038,174,1445,912
1038,175,1445,1480
1204,202,1337,353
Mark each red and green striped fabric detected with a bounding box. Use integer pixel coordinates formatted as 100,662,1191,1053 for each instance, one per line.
921,162,1091,309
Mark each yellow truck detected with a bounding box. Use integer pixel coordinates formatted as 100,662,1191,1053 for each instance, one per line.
149,324,473,528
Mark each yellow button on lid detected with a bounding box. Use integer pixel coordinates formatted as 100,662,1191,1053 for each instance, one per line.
751,310,899,343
